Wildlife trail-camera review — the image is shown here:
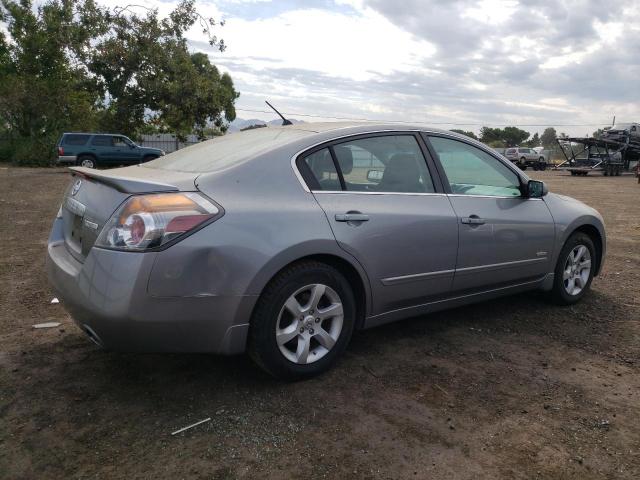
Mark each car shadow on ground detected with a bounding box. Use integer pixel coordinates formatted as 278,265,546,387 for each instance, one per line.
21,288,619,397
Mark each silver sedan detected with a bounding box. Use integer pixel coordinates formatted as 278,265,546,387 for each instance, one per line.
47,123,606,379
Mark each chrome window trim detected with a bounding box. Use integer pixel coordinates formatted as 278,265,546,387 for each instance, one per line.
447,193,541,200
313,190,446,197
290,129,425,193
290,128,531,194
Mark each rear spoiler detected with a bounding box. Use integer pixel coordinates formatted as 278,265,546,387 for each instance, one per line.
69,167,179,194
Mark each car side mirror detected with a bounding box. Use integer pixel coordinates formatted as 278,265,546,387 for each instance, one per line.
527,180,548,198
367,169,383,182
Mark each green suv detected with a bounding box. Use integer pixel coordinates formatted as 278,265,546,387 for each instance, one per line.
56,133,165,168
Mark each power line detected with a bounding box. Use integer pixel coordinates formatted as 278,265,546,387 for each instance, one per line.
235,107,612,128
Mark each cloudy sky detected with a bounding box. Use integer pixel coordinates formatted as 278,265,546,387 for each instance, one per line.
107,0,639,136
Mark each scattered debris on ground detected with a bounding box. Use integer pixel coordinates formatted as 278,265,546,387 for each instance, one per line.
1,167,639,479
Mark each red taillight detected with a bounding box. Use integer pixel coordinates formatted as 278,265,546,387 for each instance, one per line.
165,214,214,234
96,193,220,251
58,146,64,155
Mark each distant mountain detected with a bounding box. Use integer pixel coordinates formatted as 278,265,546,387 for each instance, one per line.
227,117,305,132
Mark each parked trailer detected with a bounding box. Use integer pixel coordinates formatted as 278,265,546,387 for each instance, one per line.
555,134,640,176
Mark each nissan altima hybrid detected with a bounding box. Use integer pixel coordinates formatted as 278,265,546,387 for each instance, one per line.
47,123,606,379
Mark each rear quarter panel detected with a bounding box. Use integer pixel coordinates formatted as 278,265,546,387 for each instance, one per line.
146,145,373,323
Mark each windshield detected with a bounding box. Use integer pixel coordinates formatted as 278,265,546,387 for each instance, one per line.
146,127,314,173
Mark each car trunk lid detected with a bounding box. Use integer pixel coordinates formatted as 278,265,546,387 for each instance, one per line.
61,166,197,262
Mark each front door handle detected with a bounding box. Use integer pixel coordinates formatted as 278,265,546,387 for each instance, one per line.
335,213,369,222
461,215,485,225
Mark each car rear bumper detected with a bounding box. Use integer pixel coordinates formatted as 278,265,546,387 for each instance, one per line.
57,155,77,164
46,218,254,354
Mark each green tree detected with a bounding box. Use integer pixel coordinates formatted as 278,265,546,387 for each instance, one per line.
479,127,503,144
0,0,238,164
0,0,107,164
450,129,478,140
479,126,530,147
526,132,541,148
540,127,558,149
90,1,237,140
502,126,530,147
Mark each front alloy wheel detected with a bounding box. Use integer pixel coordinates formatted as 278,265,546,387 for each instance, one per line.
562,245,592,296
551,232,596,305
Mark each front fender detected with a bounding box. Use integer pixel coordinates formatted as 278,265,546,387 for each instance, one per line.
544,194,606,275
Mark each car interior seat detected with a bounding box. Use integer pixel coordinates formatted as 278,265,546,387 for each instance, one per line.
377,154,427,193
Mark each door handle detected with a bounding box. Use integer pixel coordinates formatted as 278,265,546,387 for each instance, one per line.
335,213,369,222
461,215,485,225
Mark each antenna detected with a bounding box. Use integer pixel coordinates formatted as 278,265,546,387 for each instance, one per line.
612,115,616,127
265,101,293,126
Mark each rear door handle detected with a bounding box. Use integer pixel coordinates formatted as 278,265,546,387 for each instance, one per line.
335,213,369,222
461,215,485,225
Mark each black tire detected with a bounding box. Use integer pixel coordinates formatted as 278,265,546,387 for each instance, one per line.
518,157,528,171
550,232,596,305
248,261,356,381
603,167,609,176
532,164,539,171
77,155,96,169
538,159,547,171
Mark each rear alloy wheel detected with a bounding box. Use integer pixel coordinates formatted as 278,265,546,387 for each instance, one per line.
249,261,355,380
78,155,95,168
551,232,595,305
276,284,344,365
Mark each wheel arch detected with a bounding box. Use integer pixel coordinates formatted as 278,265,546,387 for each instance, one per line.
570,224,604,276
248,252,371,331
77,152,97,162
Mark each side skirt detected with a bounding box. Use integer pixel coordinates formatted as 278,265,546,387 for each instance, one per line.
363,273,554,329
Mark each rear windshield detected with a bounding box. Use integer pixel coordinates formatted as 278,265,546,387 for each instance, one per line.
146,127,314,173
505,148,516,154
63,134,91,145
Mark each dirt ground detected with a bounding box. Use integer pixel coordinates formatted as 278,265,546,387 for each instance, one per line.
0,166,638,480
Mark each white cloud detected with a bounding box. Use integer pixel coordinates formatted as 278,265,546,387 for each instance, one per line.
94,0,640,135
190,7,436,81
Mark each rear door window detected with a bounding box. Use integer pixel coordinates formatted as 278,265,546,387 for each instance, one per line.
63,134,91,146
301,148,340,191
91,135,113,147
333,135,435,193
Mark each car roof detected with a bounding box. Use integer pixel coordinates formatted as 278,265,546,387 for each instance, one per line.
145,121,492,175
62,132,128,136
268,121,453,135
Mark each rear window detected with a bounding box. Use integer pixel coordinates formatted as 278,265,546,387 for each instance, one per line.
505,149,516,154
63,134,91,146
146,127,314,173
